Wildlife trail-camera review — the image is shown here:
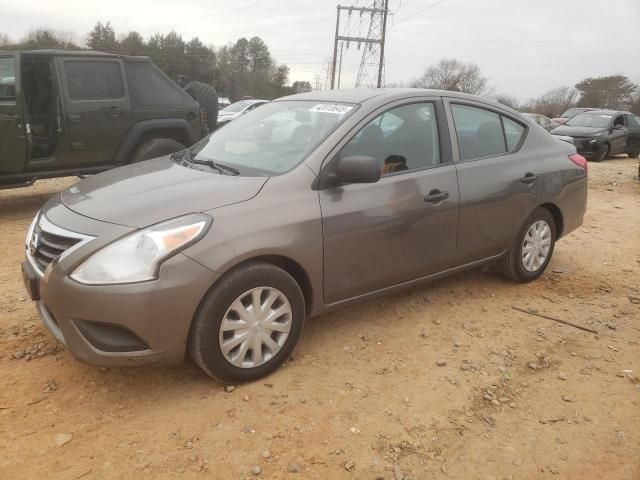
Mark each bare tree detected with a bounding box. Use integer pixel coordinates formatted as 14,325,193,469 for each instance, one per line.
522,86,578,117
412,58,489,95
0,33,10,47
493,93,519,110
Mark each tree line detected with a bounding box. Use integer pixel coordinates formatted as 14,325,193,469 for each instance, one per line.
411,58,640,116
0,24,313,101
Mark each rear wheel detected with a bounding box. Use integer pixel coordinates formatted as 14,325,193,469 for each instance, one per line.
189,262,305,383
128,138,185,164
628,152,639,159
499,207,556,283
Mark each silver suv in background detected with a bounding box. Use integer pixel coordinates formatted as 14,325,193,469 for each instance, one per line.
23,89,588,383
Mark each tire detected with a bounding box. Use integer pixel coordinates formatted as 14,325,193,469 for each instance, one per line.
189,262,305,383
628,152,639,159
128,138,185,164
498,207,557,283
592,143,610,162
184,81,218,132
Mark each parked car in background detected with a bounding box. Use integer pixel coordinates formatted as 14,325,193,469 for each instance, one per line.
23,88,588,383
0,50,218,189
552,107,598,125
218,96,231,109
523,113,558,131
217,99,269,127
551,110,640,161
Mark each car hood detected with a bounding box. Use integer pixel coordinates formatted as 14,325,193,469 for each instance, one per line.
551,125,607,137
60,156,268,228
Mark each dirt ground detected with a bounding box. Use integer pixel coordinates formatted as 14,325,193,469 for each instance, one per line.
1,158,639,480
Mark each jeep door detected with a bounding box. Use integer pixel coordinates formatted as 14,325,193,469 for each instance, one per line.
319,99,460,304
56,57,131,166
0,52,28,173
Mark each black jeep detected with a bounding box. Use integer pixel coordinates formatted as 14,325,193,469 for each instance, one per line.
0,50,218,188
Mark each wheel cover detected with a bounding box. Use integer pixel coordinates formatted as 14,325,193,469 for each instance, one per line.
521,220,552,272
218,287,292,368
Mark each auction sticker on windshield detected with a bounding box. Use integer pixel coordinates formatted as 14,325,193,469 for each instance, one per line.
310,104,354,114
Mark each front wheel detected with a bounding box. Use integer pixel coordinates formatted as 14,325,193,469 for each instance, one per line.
189,262,305,383
499,207,556,282
592,143,610,162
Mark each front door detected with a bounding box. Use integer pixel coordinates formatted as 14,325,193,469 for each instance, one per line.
56,57,131,166
0,53,28,173
624,114,640,154
320,100,460,304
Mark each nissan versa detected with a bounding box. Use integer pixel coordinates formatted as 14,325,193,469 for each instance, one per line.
22,89,588,383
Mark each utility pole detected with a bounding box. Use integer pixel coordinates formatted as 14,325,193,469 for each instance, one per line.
330,2,390,89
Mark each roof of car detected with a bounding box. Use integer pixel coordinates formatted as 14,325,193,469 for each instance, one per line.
575,109,631,115
277,88,516,110
12,49,151,62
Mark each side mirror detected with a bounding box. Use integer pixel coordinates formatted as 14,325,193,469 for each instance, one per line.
614,124,625,130
335,155,381,184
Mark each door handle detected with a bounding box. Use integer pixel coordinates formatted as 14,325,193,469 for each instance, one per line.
103,106,122,118
68,114,81,123
521,172,537,185
424,189,450,204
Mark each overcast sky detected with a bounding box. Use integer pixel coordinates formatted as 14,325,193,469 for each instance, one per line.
1,0,638,100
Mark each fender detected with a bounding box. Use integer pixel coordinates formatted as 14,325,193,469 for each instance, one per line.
113,118,199,165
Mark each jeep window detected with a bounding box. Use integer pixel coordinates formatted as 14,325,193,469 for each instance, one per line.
126,62,195,109
64,61,124,100
0,57,16,101
189,101,356,176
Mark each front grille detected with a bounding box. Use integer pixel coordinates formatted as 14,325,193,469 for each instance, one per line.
26,214,93,276
31,225,82,273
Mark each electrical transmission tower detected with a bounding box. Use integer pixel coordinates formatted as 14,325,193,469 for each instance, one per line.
330,0,390,89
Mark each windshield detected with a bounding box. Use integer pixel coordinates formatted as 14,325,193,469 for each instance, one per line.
189,100,356,176
561,108,587,118
566,113,612,128
221,100,253,113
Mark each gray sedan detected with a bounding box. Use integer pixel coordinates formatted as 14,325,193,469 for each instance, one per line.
23,89,588,383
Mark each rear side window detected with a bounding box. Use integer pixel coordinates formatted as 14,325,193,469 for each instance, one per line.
125,62,196,109
451,104,526,160
65,61,124,100
502,117,525,151
0,57,16,101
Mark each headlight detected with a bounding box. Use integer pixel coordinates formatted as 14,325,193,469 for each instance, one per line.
70,214,211,285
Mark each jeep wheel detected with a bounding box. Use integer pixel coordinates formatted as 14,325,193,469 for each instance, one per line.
628,152,639,159
128,138,185,164
184,81,218,132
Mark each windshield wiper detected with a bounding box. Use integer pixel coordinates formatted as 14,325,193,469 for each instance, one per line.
172,149,239,176
190,158,240,176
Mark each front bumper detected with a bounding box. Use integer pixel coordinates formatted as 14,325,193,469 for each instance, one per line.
24,204,219,367
573,138,606,159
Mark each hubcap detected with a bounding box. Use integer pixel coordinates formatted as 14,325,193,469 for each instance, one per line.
521,220,552,272
219,287,292,368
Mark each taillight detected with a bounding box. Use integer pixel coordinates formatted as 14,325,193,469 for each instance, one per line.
569,153,587,175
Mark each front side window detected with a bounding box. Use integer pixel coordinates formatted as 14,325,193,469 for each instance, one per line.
339,102,441,175
65,61,124,100
0,57,16,101
190,101,356,176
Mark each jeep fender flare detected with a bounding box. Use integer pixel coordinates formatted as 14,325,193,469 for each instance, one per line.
113,119,199,165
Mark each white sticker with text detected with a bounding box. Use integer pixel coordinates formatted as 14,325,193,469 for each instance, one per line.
310,104,354,115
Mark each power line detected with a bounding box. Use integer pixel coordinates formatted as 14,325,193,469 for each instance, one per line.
393,0,446,25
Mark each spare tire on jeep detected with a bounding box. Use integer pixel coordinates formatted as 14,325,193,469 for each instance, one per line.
184,81,219,134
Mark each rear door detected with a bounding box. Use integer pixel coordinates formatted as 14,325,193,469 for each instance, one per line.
444,99,536,265
56,57,131,166
624,114,640,154
0,52,28,173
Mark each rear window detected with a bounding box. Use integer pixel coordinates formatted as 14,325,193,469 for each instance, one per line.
125,62,196,110
0,57,16,101
65,61,124,100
